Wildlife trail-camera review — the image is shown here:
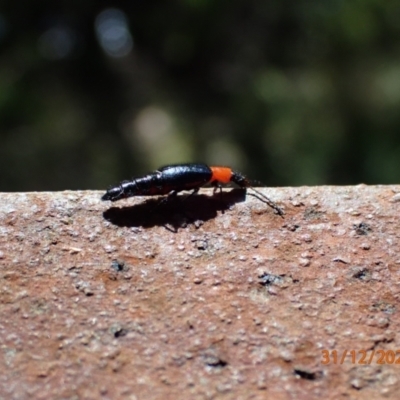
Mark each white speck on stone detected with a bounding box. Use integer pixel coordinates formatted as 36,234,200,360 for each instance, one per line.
391,193,400,202
299,258,310,267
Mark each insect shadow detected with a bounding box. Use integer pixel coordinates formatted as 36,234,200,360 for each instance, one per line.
102,188,246,230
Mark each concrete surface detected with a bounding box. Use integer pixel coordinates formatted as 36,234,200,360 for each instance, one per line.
1,186,400,399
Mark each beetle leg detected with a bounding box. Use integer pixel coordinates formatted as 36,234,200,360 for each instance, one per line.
211,181,223,202
182,188,200,202
158,190,179,206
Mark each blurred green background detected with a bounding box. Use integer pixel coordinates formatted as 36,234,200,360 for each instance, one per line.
1,0,400,192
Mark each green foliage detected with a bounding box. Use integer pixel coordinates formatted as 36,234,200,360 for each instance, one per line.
1,0,400,190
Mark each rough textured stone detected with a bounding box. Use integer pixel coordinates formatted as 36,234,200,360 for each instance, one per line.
1,186,400,399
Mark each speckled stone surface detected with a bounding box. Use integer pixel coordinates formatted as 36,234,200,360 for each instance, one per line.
1,186,400,399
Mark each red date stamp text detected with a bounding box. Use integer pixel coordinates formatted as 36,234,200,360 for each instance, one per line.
321,349,400,365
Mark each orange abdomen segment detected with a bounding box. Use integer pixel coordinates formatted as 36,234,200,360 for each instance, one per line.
210,166,233,184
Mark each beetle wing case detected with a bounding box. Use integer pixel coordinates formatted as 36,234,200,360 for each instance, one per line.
157,164,212,191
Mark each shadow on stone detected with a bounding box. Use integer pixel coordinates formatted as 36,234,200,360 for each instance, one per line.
102,188,246,230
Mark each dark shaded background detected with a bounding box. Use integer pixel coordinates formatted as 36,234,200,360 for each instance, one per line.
1,1,400,192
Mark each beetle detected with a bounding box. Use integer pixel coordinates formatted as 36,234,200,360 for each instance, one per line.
101,163,283,216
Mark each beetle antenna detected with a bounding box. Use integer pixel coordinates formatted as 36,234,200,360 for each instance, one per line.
230,172,284,217
247,186,284,217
